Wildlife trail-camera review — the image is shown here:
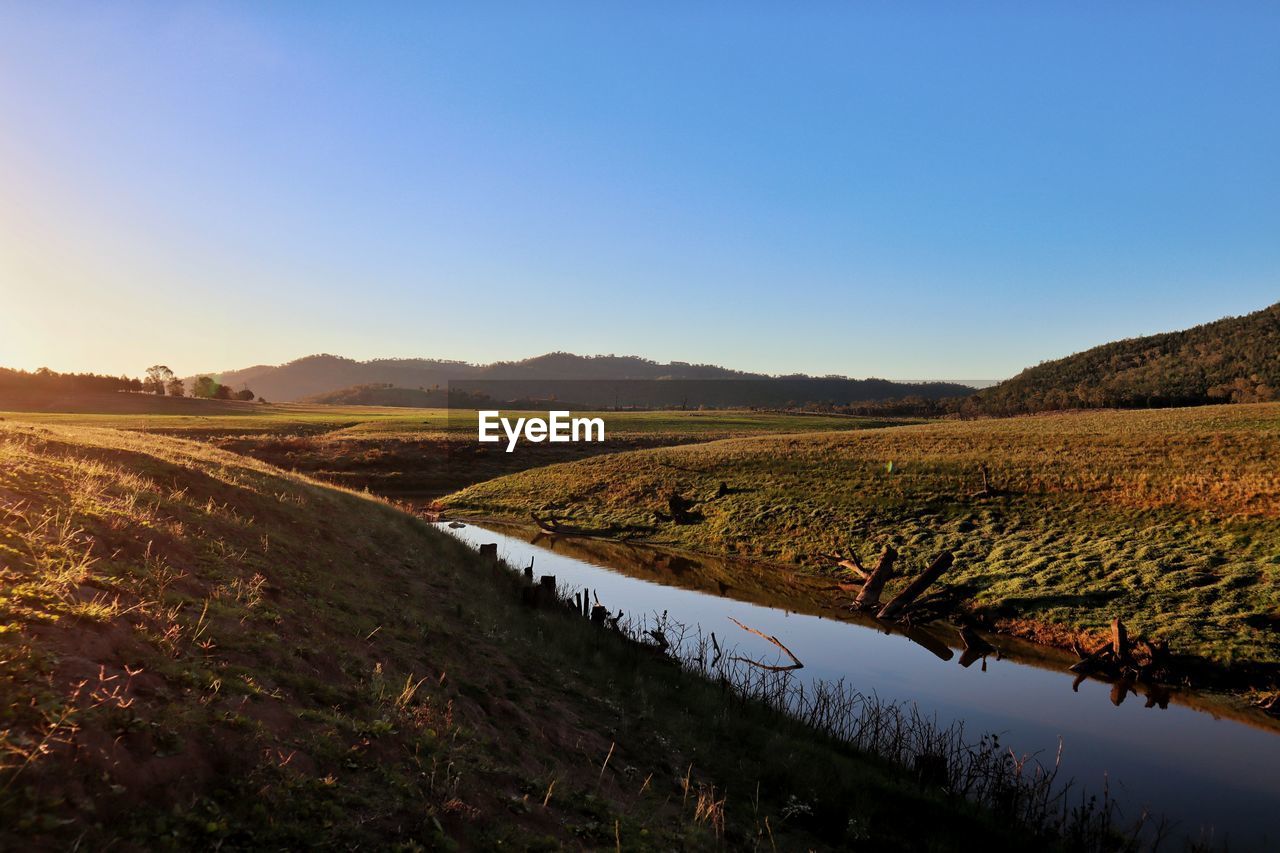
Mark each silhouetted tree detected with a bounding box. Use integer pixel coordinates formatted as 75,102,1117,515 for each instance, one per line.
145,365,174,395
191,376,218,399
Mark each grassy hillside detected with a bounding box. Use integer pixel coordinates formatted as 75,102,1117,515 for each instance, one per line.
443,404,1280,680
971,302,1280,414
0,421,1046,850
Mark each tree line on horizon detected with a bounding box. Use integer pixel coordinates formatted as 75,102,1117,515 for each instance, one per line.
4,301,1277,416
0,365,260,402
142,365,259,401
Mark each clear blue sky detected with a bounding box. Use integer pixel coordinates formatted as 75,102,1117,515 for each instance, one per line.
1,2,1277,380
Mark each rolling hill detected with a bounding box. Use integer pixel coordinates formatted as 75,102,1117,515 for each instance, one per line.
205,352,976,407
970,301,1280,415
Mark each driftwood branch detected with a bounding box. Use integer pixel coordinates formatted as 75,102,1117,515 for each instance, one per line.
727,617,804,672
822,552,871,580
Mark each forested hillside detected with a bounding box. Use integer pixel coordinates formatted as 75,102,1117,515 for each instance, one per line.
207,352,975,406
969,302,1279,415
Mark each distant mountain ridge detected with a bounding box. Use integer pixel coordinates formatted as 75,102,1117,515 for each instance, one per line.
971,301,1280,414
200,352,977,405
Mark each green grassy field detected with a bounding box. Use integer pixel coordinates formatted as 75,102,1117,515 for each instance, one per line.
0,419,1049,850
2,400,907,503
443,404,1280,683
1,400,900,438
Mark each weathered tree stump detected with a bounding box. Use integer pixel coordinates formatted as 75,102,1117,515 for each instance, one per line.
854,545,898,609
1111,617,1131,665
479,542,498,560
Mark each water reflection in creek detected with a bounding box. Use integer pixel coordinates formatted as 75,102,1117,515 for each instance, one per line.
438,522,1280,849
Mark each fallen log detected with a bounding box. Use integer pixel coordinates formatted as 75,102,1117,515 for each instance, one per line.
853,545,898,610
877,551,954,621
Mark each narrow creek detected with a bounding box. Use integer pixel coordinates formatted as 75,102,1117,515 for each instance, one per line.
438,521,1280,849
